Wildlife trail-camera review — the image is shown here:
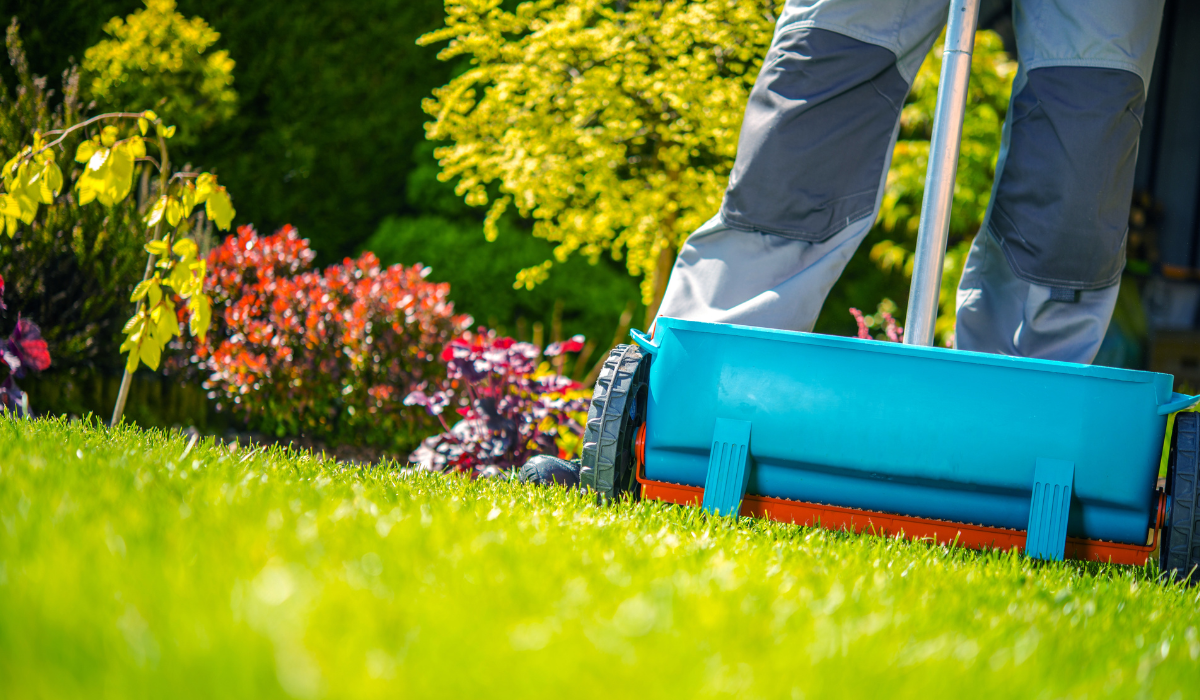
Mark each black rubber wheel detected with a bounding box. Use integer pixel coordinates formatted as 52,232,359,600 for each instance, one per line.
518,455,582,488
580,344,649,499
1161,412,1200,584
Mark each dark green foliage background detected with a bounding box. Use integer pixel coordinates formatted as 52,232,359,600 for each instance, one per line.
0,0,451,263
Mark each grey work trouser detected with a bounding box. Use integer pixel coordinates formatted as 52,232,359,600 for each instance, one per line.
656,0,1164,364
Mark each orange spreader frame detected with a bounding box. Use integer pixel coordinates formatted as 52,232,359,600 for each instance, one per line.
633,426,1163,566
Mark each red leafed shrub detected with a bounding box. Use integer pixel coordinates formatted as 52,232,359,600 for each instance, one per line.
195,224,471,450
406,329,589,477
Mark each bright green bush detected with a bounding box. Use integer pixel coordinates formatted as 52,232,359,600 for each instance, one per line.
81,0,237,150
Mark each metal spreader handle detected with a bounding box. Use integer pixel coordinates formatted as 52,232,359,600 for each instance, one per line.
903,0,982,347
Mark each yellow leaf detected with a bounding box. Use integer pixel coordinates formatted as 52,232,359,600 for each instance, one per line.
172,238,198,259
74,139,98,164
165,196,183,227
44,161,63,196
144,196,168,227
125,136,147,159
163,125,176,139
125,347,141,373
154,298,179,342
139,337,161,371
178,183,197,219
205,187,235,230
142,110,158,122
130,279,154,301
100,125,119,147
193,173,216,204
166,261,191,294
98,144,135,206
147,281,162,307
87,148,109,172
189,293,211,341
0,194,22,224
138,117,149,136
145,239,169,256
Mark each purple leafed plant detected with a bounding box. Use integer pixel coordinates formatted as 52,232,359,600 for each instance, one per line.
0,275,51,416
405,329,589,477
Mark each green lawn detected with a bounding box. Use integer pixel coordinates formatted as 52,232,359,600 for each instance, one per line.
2,417,1198,698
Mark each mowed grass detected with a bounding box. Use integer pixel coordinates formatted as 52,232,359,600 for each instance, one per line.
2,417,1199,699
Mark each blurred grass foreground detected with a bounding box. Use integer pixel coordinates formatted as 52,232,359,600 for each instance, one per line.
2,417,1199,698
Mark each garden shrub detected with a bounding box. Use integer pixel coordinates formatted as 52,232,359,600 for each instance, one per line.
82,0,237,151
420,0,781,319
406,330,589,477
197,224,470,452
0,20,148,372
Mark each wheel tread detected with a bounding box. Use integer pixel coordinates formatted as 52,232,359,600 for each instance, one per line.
1163,413,1200,584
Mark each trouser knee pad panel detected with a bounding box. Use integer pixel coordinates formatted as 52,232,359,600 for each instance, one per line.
990,66,1145,290
721,28,908,242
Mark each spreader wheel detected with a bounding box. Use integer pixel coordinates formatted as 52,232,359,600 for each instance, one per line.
1161,412,1200,584
580,343,649,499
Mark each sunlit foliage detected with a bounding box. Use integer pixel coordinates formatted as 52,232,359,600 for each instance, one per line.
82,0,237,148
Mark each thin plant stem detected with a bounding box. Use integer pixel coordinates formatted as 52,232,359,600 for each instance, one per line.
111,127,170,427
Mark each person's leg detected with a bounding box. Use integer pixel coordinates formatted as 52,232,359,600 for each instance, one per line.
657,0,949,332
955,0,1165,363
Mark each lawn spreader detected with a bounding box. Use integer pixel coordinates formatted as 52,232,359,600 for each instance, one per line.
522,0,1200,582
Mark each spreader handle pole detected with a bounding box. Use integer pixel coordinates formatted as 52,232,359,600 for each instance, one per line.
903,0,981,347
